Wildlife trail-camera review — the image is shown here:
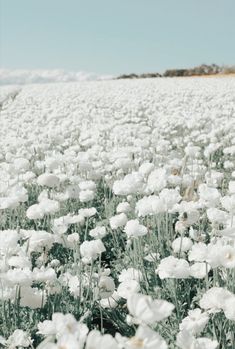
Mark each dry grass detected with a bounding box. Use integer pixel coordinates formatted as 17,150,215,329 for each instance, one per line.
184,73,235,78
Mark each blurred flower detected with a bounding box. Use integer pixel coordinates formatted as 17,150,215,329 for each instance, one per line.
127,293,174,324
37,173,59,188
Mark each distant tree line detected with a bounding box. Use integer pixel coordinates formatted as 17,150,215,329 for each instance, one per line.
116,64,235,79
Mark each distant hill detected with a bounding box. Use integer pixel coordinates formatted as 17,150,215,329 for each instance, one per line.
116,64,235,79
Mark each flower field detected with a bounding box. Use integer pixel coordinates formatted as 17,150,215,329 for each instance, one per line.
0,77,235,348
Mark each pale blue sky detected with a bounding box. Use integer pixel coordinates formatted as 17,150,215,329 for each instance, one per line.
0,0,235,75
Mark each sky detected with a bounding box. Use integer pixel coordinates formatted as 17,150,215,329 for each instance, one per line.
0,0,235,75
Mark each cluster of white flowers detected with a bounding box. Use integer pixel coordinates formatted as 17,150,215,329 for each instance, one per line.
0,77,235,348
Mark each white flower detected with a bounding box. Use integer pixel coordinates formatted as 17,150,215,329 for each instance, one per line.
204,143,221,158
32,267,57,283
146,168,167,193
110,213,128,229
10,185,28,203
206,208,228,224
224,160,234,169
37,173,59,188
45,156,61,171
79,190,95,202
66,185,80,199
188,243,208,262
80,239,106,263
159,188,182,210
89,226,107,239
99,291,120,309
172,237,193,253
20,229,54,253
156,256,190,279
174,221,187,234
205,170,223,188
223,295,235,321
118,268,143,282
4,268,32,286
124,219,147,238
13,157,30,172
26,204,44,220
221,195,235,213
0,196,19,210
114,157,133,171
98,276,115,299
79,180,96,191
127,293,174,324
190,262,211,279
39,198,60,215
125,325,168,349
68,276,80,297
86,330,119,349
38,312,88,345
229,181,235,194
66,214,85,225
179,309,209,335
135,195,165,217
176,330,218,349
52,216,72,235
79,207,97,218
113,172,144,196
198,184,221,207
7,254,31,269
116,201,131,213
219,245,235,268
199,287,234,312
20,286,47,309
0,336,6,346
51,313,80,335
205,241,231,268
117,280,140,299
38,190,49,202
66,233,80,247
220,227,235,238
138,162,154,176
49,334,79,349
6,329,32,348
185,145,201,158
0,230,19,253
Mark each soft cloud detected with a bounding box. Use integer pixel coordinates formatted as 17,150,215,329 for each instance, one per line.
0,69,113,85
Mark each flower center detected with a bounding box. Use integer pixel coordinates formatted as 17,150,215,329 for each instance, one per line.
129,337,144,348
225,252,234,261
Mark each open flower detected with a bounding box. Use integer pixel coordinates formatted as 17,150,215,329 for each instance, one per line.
80,239,106,263
26,204,44,220
89,226,107,239
6,329,32,348
117,280,140,299
121,325,168,349
127,293,174,324
86,330,119,349
118,268,143,282
110,213,128,229
176,330,218,349
179,309,209,335
172,237,193,253
156,256,190,279
199,287,234,312
124,219,147,238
